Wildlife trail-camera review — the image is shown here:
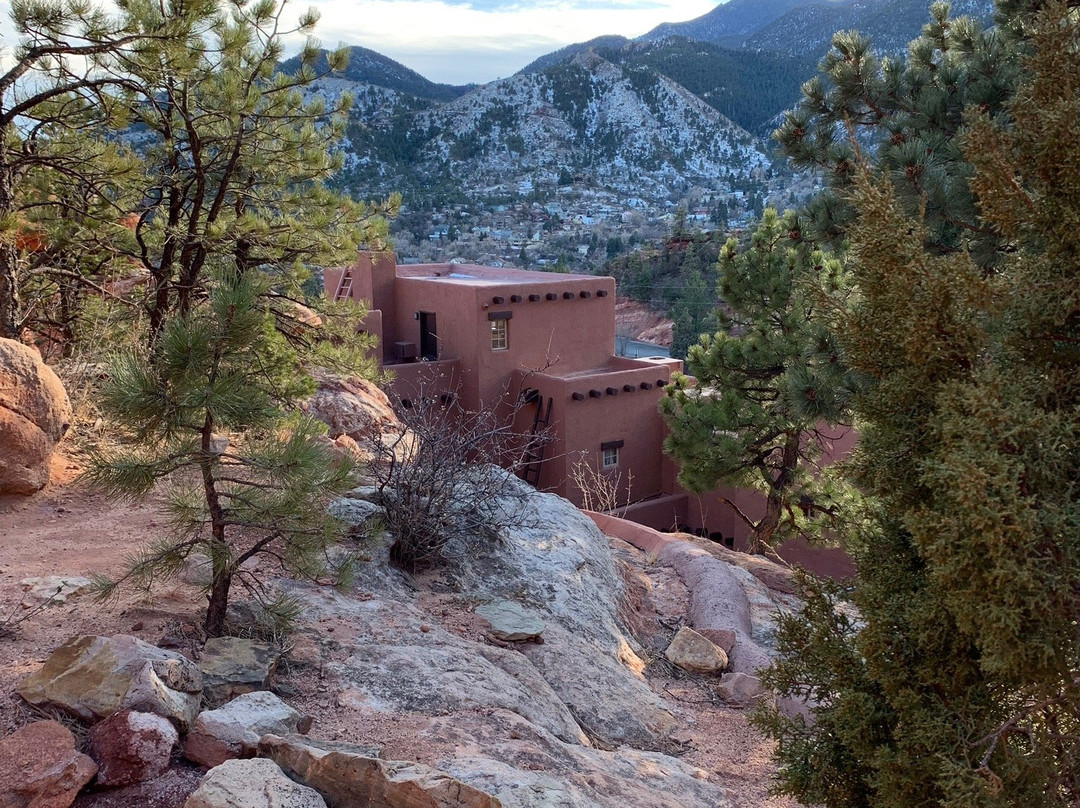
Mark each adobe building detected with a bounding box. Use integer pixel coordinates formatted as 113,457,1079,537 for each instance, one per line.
325,251,683,508
326,251,855,578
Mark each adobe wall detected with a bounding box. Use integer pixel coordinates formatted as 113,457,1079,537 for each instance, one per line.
617,493,688,532
387,359,462,404
470,279,618,410
514,357,680,508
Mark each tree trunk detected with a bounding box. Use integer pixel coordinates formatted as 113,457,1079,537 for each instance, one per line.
0,154,21,339
0,240,19,339
204,569,231,637
200,412,230,636
749,431,801,555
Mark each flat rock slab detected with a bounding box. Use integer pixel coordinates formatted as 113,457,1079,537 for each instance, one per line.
19,576,93,605
664,627,728,675
259,733,501,808
199,637,282,704
184,758,327,808
0,720,97,808
17,635,204,731
184,690,304,768
328,498,383,525
474,600,545,642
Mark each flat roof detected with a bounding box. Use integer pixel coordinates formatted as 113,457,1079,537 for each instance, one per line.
397,263,607,287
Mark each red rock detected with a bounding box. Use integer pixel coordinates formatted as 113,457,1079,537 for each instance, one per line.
0,720,97,808
0,338,72,494
88,710,178,788
695,628,736,655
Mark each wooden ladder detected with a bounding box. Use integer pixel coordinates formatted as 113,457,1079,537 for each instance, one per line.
333,268,354,301
520,394,553,487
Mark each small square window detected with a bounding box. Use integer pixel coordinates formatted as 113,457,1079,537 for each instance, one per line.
602,446,620,468
491,318,508,350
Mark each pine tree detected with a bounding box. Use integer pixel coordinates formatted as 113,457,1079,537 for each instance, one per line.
0,0,193,338
75,0,394,636
660,208,855,553
774,0,1022,270
756,3,1080,804
87,271,358,637
110,0,397,343
668,263,714,361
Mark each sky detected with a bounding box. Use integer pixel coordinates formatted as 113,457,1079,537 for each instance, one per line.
290,0,722,85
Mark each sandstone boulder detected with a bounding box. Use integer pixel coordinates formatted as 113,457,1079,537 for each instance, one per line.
474,600,544,642
0,720,97,808
259,734,500,808
712,672,768,706
695,628,736,656
88,710,178,788
305,373,400,445
17,635,203,730
0,338,72,494
184,758,326,808
664,627,728,675
198,637,282,704
184,691,305,768
657,541,789,678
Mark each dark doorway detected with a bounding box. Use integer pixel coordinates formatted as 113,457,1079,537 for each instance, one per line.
419,311,437,360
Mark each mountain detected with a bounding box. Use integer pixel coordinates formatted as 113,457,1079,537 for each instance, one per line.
332,51,779,211
519,36,631,75
279,46,474,102
518,37,818,136
641,0,996,57
640,0,827,48
745,0,995,55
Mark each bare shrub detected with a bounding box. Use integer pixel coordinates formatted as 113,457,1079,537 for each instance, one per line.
569,453,635,515
368,388,547,569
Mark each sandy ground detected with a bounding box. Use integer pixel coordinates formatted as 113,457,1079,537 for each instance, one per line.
0,449,797,808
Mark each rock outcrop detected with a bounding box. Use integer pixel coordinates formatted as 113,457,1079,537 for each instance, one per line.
0,338,72,494
259,734,501,808
425,709,726,808
0,720,97,808
16,634,204,730
274,474,740,808
184,758,327,808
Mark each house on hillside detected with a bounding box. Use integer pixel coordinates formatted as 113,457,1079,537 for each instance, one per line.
326,251,855,578
325,251,682,509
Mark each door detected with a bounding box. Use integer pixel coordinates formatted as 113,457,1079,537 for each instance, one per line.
419,311,437,360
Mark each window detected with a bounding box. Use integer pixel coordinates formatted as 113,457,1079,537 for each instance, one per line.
602,446,620,468
490,318,508,350
601,439,624,469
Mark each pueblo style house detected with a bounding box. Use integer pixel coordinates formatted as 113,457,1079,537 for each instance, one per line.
325,251,855,576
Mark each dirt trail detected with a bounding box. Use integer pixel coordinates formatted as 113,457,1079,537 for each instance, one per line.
0,451,203,734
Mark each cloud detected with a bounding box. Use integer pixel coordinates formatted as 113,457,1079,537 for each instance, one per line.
290,0,720,84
